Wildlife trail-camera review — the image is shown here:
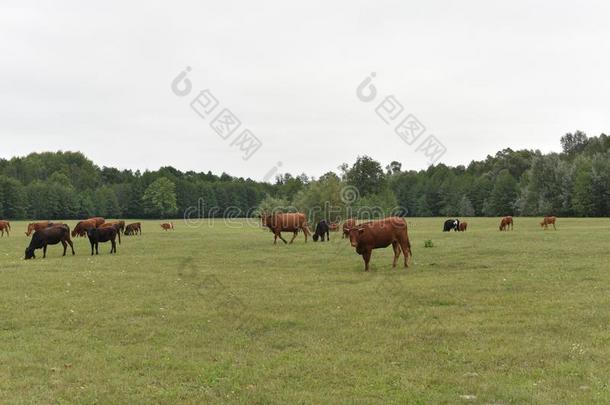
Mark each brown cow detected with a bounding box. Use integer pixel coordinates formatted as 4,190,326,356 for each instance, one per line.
161,222,174,231
72,220,97,237
87,226,118,255
100,222,123,244
342,218,357,239
25,221,63,236
25,224,75,259
261,212,311,244
87,217,106,227
124,222,142,236
540,216,557,230
459,221,468,232
499,216,513,231
349,217,412,271
329,222,340,232
0,220,10,237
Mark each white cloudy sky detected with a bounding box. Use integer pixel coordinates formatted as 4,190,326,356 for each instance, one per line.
1,1,609,180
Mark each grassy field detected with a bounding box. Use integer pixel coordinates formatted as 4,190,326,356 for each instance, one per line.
0,217,608,404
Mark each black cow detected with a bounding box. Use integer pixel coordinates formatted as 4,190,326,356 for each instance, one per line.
87,227,118,255
443,219,460,232
312,220,330,242
25,224,75,259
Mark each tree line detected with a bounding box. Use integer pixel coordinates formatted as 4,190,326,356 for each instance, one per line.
0,131,608,220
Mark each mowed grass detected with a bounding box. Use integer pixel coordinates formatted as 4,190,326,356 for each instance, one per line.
0,218,608,404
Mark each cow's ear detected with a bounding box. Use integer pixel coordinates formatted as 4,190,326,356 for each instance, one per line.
358,228,365,234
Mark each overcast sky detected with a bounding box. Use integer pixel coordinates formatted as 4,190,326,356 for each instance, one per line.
2,1,609,180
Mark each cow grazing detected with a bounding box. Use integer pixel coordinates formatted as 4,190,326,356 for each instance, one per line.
87,227,118,255
161,222,174,231
72,220,97,237
0,220,10,237
124,222,142,236
342,218,357,239
313,220,330,242
443,219,460,232
349,217,412,271
24,224,75,259
459,221,468,232
540,216,557,230
100,222,123,244
87,217,106,227
261,212,311,244
499,216,514,231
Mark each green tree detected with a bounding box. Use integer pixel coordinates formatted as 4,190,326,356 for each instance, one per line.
143,177,178,218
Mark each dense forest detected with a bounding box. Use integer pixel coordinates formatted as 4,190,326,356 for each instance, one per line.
0,131,608,220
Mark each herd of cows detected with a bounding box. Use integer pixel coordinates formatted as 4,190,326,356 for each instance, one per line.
0,214,558,270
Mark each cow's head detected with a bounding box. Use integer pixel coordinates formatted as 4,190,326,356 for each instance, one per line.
312,233,319,242
539,221,545,227
24,247,35,260
348,227,366,248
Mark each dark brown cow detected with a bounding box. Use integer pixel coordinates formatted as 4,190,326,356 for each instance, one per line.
72,220,97,237
540,216,557,230
124,222,142,236
25,221,62,236
499,216,513,231
0,220,10,237
24,224,75,259
349,217,412,271
342,218,357,239
261,212,311,244
87,217,106,227
161,222,174,231
459,221,468,232
100,222,123,244
87,227,117,255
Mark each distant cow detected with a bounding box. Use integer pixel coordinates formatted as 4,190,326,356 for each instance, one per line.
87,217,106,227
124,222,142,236
161,222,174,231
499,216,514,231
0,220,10,237
72,220,97,237
100,222,123,244
24,224,75,259
459,221,468,232
87,227,118,255
261,212,311,244
313,220,330,242
342,218,357,239
349,217,412,271
540,216,557,230
329,222,340,232
443,219,460,232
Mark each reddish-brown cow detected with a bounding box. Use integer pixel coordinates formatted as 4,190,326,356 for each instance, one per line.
459,221,468,232
540,216,557,230
261,212,311,244
25,221,62,236
0,220,10,237
499,216,513,231
161,222,174,231
100,222,123,244
124,223,142,236
342,218,357,239
87,217,106,227
72,220,97,237
349,217,412,271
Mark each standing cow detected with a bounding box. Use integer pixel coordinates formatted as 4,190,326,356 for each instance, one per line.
87,227,118,255
349,217,412,271
261,212,311,244
540,216,557,230
458,221,468,232
313,220,330,242
499,216,514,231
443,219,460,232
24,224,75,259
0,220,10,237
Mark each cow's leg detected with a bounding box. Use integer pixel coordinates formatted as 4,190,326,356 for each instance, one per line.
67,239,75,255
276,231,288,244
61,240,67,256
90,241,94,256
363,249,372,271
326,231,330,242
400,239,410,268
392,241,401,268
43,244,47,258
111,240,116,254
552,222,556,230
289,231,298,244
95,243,99,255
